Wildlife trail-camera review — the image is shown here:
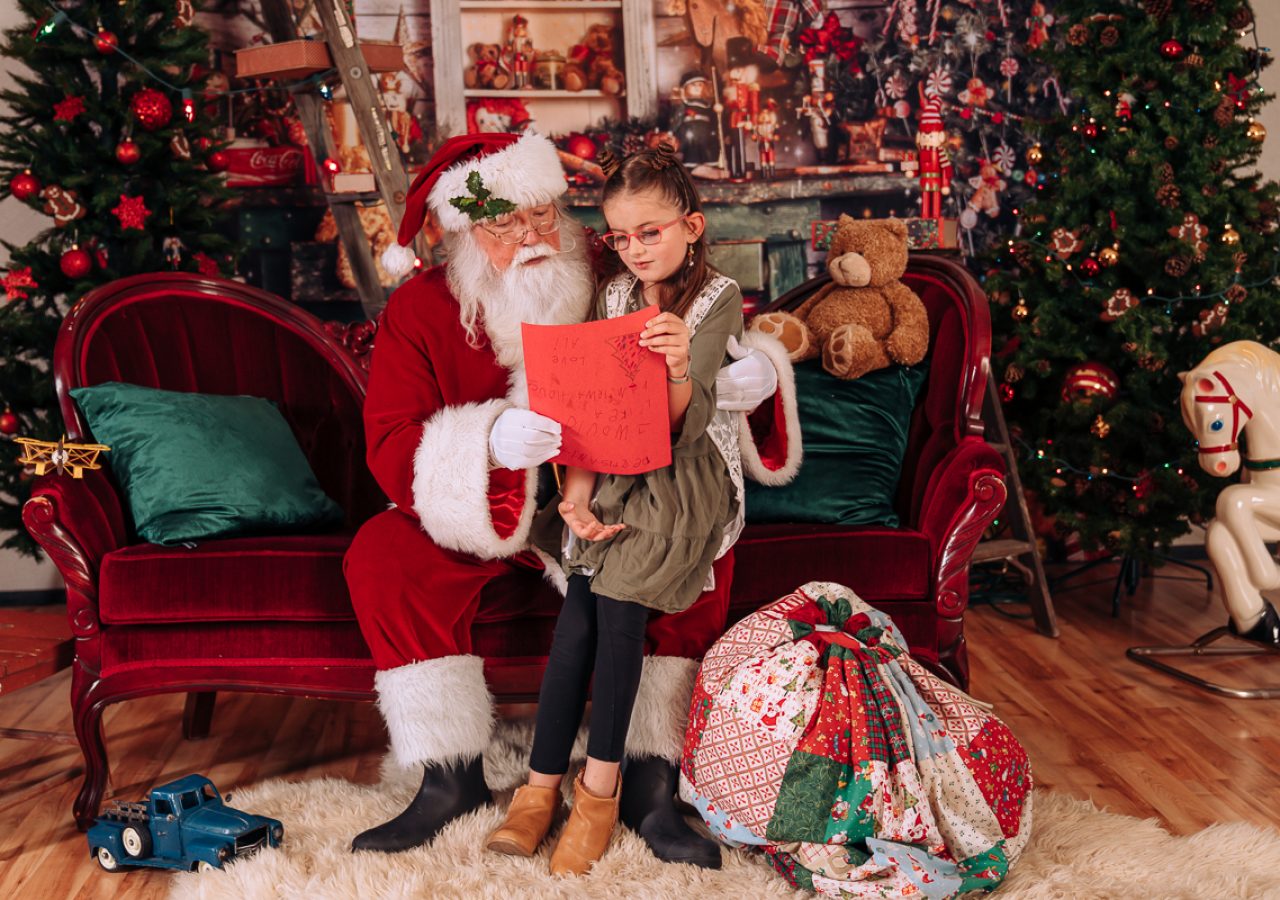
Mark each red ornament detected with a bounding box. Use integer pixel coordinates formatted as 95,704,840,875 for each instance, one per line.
991,112,1004,124
111,194,151,230
1061,361,1120,404
999,383,1015,403
195,137,212,152
1160,40,1184,60
115,139,140,165
206,150,230,172
3,266,37,301
1083,122,1099,138
54,95,86,122
131,88,172,131
564,133,598,161
60,246,92,278
1081,257,1100,276
10,170,39,201
94,29,118,54
193,251,220,277
0,409,18,436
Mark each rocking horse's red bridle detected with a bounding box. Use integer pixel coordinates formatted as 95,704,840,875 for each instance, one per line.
1193,370,1253,455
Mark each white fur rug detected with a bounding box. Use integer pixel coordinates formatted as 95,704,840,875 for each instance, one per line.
168,718,1280,900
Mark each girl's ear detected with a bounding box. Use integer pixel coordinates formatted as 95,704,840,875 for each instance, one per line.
684,211,706,241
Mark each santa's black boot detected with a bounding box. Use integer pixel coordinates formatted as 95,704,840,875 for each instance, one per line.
351,755,492,853
620,755,722,869
1230,600,1280,648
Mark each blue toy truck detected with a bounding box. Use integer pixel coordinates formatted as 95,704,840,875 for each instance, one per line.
87,775,283,873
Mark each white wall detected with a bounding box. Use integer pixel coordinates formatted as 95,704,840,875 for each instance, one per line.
0,1,62,592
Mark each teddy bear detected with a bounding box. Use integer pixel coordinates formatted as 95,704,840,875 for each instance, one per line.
583,24,625,95
563,42,591,92
750,215,929,380
464,43,510,90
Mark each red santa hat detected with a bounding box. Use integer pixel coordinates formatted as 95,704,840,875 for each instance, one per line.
381,131,568,275
918,98,944,133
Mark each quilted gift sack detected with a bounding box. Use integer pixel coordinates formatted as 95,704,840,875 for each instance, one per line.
679,582,1033,898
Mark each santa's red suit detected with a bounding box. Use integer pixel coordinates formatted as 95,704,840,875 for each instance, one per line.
344,132,800,858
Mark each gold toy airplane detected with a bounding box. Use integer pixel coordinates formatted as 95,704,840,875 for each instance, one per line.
15,435,110,479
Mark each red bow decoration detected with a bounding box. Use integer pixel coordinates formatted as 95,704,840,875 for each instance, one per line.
1226,72,1251,109
798,13,861,69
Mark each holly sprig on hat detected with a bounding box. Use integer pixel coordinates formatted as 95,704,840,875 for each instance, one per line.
449,170,516,222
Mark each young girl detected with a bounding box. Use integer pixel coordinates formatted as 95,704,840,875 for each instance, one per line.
485,145,745,875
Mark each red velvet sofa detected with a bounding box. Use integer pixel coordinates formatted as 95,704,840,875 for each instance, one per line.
25,261,1003,829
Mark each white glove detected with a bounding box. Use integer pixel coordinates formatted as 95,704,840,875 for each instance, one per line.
489,407,562,470
716,336,778,412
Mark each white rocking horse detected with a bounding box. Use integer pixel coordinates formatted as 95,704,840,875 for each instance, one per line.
1129,341,1280,698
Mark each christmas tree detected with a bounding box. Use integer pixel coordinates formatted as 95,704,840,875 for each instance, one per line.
860,0,1059,256
986,0,1279,559
0,0,237,554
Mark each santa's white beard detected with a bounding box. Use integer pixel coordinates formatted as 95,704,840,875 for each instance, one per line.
444,220,594,378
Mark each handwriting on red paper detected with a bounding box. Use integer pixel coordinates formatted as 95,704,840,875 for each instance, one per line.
523,305,671,475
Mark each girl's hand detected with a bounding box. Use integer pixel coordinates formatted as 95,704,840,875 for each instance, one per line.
640,312,691,377
559,500,626,541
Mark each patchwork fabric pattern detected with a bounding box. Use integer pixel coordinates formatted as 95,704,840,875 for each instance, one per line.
680,582,1033,899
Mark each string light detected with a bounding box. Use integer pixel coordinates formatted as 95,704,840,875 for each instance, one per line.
181,89,195,123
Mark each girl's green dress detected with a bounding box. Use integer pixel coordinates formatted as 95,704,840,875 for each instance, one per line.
532,272,745,614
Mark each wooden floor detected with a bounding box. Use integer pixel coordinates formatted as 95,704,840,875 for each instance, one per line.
2,562,1278,898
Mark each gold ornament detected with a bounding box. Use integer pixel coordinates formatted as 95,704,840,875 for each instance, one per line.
1026,144,1044,165
1005,363,1025,383
1012,300,1030,320
1091,415,1111,439
1222,225,1241,245
1247,120,1267,143
1099,246,1120,266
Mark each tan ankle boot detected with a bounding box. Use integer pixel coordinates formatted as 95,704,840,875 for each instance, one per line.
486,784,561,857
549,772,620,876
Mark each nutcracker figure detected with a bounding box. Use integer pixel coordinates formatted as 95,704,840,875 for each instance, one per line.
754,98,780,179
671,71,719,170
380,72,414,154
914,98,952,221
722,37,762,181
797,59,837,164
504,15,534,90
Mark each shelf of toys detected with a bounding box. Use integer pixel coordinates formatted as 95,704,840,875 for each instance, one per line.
431,0,656,138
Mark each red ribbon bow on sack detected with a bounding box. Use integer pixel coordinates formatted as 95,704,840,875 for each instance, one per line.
798,13,862,69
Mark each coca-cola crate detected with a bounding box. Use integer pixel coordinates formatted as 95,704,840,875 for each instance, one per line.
235,39,404,80
224,145,305,188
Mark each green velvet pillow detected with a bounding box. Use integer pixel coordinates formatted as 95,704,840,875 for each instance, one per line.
745,359,929,528
70,382,343,545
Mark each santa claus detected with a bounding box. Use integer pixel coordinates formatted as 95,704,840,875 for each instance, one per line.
345,131,800,865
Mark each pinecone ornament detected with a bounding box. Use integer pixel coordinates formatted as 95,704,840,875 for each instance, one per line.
1203,133,1219,149
1067,24,1091,46
1156,182,1181,207
1144,0,1172,21
1189,0,1215,14
1157,162,1175,182
1165,255,1190,276
1100,26,1120,47
1225,283,1249,303
1229,6,1255,30
1215,95,1236,128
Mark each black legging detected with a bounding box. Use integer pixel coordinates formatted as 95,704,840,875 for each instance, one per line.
529,574,650,774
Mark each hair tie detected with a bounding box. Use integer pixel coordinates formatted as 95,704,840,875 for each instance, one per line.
599,147,622,179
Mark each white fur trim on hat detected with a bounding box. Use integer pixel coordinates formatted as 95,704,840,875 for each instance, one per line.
411,398,540,560
375,655,495,768
625,655,701,763
428,132,568,233
738,330,803,486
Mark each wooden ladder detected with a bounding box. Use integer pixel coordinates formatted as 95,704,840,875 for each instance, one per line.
975,368,1059,637
259,0,429,319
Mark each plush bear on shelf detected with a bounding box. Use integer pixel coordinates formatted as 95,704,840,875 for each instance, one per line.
464,43,510,90
750,216,929,380
584,24,625,95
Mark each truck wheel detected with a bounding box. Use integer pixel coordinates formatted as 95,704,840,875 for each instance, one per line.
121,825,151,858
195,861,216,873
95,847,120,871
